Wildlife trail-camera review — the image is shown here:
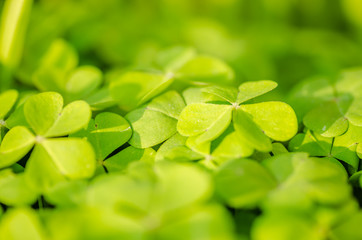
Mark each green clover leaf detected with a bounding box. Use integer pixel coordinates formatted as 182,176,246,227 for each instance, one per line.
44,207,144,240
236,80,278,104
110,71,174,111
214,158,277,208
0,89,18,121
126,91,185,148
290,70,362,139
155,133,204,162
64,65,103,102
233,108,272,152
0,89,18,143
287,77,335,121
0,126,35,169
0,208,46,240
289,124,362,174
24,138,95,192
104,146,155,173
177,80,298,160
33,39,79,93
32,39,107,107
303,100,349,137
157,204,235,240
24,92,91,137
175,56,234,85
263,155,351,211
0,169,37,206
0,92,95,192
211,126,254,160
71,112,132,161
251,213,322,240
177,103,233,143
83,87,117,111
240,102,298,142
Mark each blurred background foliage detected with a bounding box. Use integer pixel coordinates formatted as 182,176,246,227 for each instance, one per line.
11,0,362,94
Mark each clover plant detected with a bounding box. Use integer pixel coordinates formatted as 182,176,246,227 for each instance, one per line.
171,81,297,167
0,92,95,193
1,1,362,240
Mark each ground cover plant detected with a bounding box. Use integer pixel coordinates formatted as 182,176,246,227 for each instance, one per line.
0,0,362,239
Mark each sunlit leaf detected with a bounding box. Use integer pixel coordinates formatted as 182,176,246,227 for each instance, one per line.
0,89,18,119
127,91,184,148
211,127,254,159
177,103,232,142
25,138,95,192
237,80,278,104
104,146,156,172
44,100,91,137
202,85,238,104
233,108,272,152
241,101,298,141
71,112,132,160
0,126,35,168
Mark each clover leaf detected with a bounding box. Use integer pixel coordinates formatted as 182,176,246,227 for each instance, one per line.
71,111,132,163
251,212,322,240
0,89,18,142
32,39,107,107
289,70,362,135
289,124,362,174
214,158,277,208
48,161,223,239
24,92,91,137
236,80,278,104
177,103,233,143
0,208,46,240
44,207,144,240
0,92,95,192
175,56,235,85
0,126,35,169
104,146,156,173
126,91,185,148
155,47,235,85
155,133,204,162
303,100,349,137
157,204,235,240
177,80,298,159
110,71,174,111
33,39,79,93
71,115,156,174
0,89,18,122
0,169,37,206
262,154,352,212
